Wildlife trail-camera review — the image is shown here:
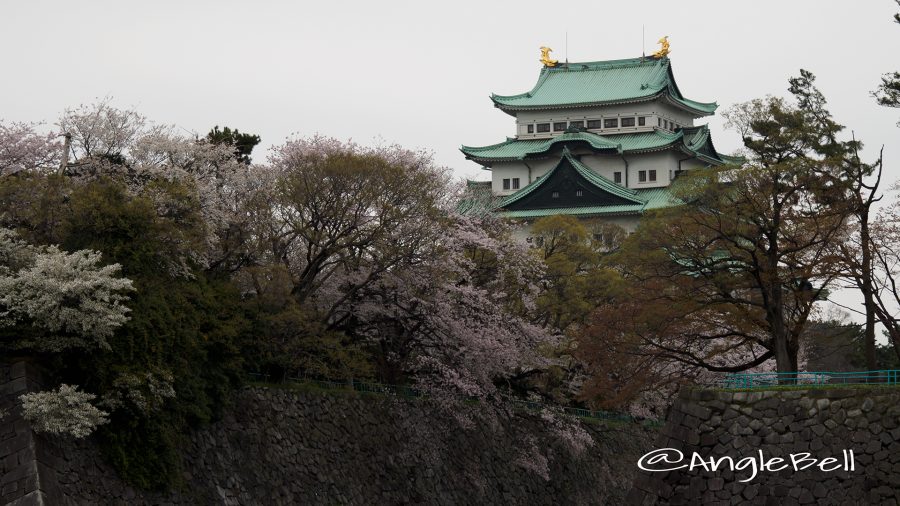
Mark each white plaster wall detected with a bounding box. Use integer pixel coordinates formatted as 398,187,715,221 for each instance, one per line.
626,151,682,189
491,150,690,194
579,151,678,189
526,157,564,181
490,162,531,196
576,154,627,183
513,101,702,139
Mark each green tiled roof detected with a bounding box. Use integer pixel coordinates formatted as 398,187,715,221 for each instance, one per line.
499,148,644,209
497,187,676,219
461,131,621,161
461,126,731,165
457,148,683,219
490,56,717,116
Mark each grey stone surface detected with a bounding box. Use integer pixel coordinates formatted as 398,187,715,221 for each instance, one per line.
629,387,900,505
1,361,657,505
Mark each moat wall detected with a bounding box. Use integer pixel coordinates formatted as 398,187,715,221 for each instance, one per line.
1,362,657,505
628,386,900,505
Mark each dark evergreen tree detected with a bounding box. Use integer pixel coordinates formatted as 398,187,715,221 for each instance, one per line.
207,125,261,164
874,1,900,123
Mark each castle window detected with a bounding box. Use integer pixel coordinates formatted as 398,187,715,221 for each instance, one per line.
638,117,646,126
576,190,583,197
604,118,618,128
503,178,510,190
587,120,602,129
569,120,584,129
552,191,559,198
649,170,657,182
536,123,550,133
638,170,647,183
512,178,520,189
553,122,567,131
527,124,534,133
658,117,662,127
621,117,635,127
614,172,622,184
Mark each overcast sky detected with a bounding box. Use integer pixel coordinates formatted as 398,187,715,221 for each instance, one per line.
3,1,897,176
3,0,899,322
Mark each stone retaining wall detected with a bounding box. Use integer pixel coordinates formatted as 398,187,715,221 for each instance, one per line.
628,387,900,505
1,367,657,505
0,362,61,506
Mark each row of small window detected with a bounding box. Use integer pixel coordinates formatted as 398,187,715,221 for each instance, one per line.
603,170,659,185
503,170,660,194
658,118,680,130
502,177,521,190
609,170,658,183
527,117,646,133
550,190,586,198
525,117,681,134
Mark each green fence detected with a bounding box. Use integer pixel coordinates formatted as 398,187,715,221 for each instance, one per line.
247,373,657,425
721,370,900,389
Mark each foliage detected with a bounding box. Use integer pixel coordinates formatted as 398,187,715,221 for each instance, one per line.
530,215,623,332
0,102,590,486
340,212,554,400
239,263,374,381
782,69,888,371
242,136,560,403
863,3,900,362
873,1,900,125
0,168,247,488
578,76,858,410
867,196,900,361
19,384,109,438
803,318,900,371
56,179,246,487
0,120,60,176
55,99,262,274
207,125,261,164
0,226,131,437
0,230,134,352
258,136,449,306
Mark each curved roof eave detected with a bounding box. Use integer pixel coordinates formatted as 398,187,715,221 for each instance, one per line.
664,94,718,117
461,131,622,163
491,94,660,114
497,148,645,210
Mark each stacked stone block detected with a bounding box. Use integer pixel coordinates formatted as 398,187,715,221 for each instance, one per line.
628,387,900,505
0,362,62,506
1,366,657,505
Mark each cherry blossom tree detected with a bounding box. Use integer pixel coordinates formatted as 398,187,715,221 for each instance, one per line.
55,100,261,274
0,228,133,352
0,228,133,438
19,384,109,439
0,120,60,176
242,136,560,400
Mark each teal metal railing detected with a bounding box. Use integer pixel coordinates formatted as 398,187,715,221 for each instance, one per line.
246,373,657,425
721,370,900,389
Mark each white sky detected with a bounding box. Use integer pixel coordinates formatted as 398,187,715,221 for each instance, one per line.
3,0,900,323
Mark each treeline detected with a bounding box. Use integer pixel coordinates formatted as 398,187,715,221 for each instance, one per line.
0,102,600,487
1,5,898,488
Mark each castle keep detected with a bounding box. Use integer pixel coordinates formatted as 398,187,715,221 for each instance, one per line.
462,43,736,232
